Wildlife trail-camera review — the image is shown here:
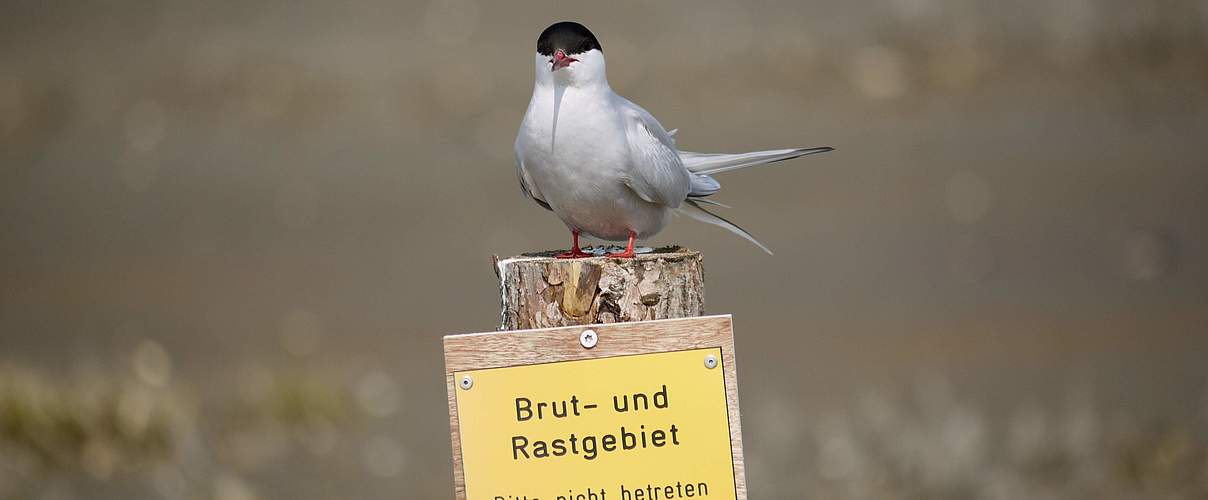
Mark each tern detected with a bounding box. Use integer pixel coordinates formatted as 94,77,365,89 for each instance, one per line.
514,21,833,258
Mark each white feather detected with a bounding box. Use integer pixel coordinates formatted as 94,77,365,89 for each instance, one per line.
680,147,834,176
678,200,773,255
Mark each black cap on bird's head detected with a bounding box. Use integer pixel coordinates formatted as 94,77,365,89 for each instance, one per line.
537,22,602,72
537,21,602,56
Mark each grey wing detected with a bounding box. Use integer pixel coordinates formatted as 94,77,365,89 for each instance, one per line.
618,99,692,208
513,147,552,211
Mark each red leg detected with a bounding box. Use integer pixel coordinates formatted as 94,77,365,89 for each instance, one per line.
555,230,592,259
606,231,636,258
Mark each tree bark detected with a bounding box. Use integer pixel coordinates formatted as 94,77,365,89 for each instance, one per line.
495,247,705,331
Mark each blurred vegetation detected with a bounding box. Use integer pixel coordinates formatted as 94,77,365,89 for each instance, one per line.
777,384,1208,499
0,368,174,471
0,360,368,500
3,360,1207,499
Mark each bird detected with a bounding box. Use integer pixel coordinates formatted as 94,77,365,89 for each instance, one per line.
514,21,833,258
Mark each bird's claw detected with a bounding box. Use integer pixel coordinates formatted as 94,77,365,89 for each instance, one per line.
605,249,635,258
555,249,592,259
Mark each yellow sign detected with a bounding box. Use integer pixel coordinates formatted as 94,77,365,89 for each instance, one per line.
454,347,737,500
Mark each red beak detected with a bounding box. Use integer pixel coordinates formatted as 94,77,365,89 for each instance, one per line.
551,49,577,71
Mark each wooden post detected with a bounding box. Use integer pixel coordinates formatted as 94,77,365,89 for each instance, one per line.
448,249,748,499
495,247,704,330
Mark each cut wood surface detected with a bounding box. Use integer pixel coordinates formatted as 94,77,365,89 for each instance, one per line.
495,247,704,330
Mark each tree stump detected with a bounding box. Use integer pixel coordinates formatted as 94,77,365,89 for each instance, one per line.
495,247,705,330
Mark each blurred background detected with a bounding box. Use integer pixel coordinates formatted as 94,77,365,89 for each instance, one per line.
2,0,1207,498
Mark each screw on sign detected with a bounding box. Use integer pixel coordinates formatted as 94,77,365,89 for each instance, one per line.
580,329,598,349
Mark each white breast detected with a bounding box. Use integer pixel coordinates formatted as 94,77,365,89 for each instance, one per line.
516,86,671,241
